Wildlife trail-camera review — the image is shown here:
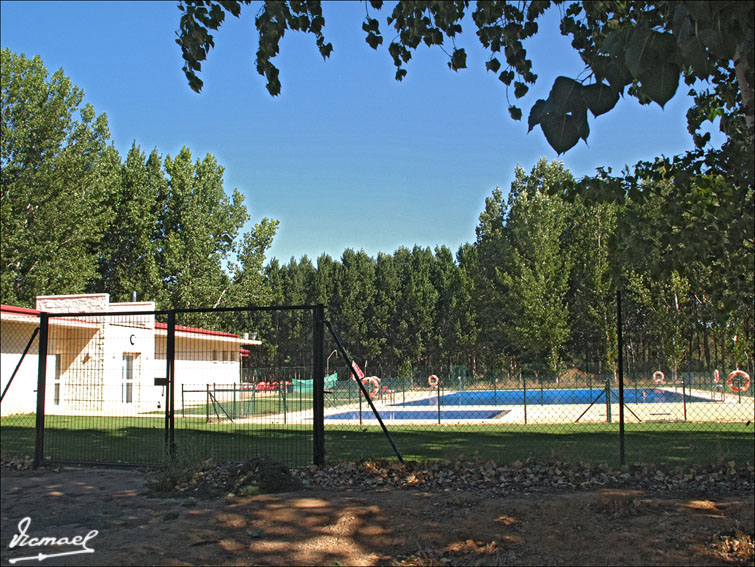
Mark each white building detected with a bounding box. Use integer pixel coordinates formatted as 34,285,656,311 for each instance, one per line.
1,294,259,416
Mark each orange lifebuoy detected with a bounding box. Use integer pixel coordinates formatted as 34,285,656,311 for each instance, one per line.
713,369,720,384
361,376,380,398
428,374,439,387
727,370,751,393
653,371,665,384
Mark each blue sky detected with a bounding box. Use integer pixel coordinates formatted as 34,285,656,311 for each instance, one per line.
1,1,721,264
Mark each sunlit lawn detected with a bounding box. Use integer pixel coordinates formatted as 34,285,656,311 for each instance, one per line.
2,413,753,469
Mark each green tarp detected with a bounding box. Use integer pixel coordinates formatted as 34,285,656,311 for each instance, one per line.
292,372,338,392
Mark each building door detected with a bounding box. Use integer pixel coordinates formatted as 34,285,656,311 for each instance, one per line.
122,353,136,403
53,354,62,406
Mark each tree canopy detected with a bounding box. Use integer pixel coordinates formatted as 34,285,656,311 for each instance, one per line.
257,158,751,376
1,49,276,310
176,1,754,154
1,49,118,305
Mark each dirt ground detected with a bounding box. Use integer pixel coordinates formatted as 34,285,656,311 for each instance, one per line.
1,466,753,566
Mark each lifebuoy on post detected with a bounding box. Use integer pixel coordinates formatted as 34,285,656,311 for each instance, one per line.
428,375,439,387
361,376,380,398
727,370,751,393
653,371,665,384
713,369,720,384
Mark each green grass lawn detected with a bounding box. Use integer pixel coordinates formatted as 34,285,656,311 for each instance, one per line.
329,422,755,467
1,414,753,469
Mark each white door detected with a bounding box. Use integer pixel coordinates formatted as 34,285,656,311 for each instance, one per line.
53,354,62,406
122,353,137,403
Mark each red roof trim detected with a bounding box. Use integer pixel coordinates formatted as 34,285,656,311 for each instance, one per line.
155,321,239,338
1,304,41,317
1,304,239,339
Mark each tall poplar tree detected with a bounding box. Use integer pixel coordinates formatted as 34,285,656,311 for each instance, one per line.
94,144,165,304
158,147,248,311
1,49,118,306
497,161,574,373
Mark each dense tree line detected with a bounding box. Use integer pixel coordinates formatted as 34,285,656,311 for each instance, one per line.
2,48,752,377
263,158,753,377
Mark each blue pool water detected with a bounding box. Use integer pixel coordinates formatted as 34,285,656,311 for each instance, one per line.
396,388,713,407
325,409,508,420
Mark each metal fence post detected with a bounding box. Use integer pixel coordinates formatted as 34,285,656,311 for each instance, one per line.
33,313,49,469
617,289,625,466
166,310,176,458
312,305,325,466
605,379,612,423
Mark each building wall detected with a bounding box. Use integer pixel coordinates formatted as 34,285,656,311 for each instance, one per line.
156,334,244,408
2,295,252,416
48,322,102,414
36,294,110,313
101,310,158,415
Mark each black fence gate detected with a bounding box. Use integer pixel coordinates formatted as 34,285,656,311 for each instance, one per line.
27,305,327,468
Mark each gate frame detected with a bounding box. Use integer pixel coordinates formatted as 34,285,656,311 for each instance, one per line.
33,304,327,468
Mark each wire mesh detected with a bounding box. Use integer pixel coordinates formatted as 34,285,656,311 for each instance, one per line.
320,363,753,466
36,310,166,465
0,306,318,468
0,321,40,460
173,308,315,468
2,302,752,469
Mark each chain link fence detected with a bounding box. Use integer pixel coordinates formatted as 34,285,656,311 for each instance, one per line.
318,362,753,466
1,302,753,468
0,304,322,468
0,320,40,461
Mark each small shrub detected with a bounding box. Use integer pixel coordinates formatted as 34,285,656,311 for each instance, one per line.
147,447,212,492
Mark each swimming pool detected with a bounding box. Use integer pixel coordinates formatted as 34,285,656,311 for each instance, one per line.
396,388,714,407
324,409,510,420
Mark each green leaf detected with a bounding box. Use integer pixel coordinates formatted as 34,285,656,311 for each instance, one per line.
624,27,659,78
652,32,679,61
498,70,514,84
574,108,589,141
678,36,710,79
527,98,550,131
540,112,583,154
581,83,619,117
319,42,333,59
365,32,383,49
509,105,522,121
362,17,380,33
638,62,680,107
485,57,501,73
590,55,631,92
548,76,586,114
698,23,738,60
684,1,712,24
602,28,630,57
449,48,467,71
514,81,528,98
672,4,692,40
